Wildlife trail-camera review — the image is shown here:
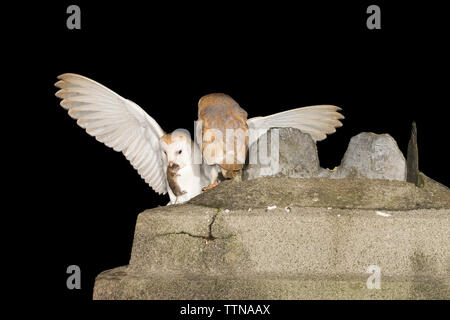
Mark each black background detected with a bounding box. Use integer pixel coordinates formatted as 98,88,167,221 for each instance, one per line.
13,0,449,313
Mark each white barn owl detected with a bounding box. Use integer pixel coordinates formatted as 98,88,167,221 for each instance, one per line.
55,73,217,205
56,73,344,202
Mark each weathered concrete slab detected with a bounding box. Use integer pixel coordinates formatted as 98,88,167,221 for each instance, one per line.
93,176,450,300
189,175,450,210
127,206,450,277
94,267,450,300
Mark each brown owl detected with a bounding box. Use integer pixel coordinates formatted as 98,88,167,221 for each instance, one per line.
196,93,344,190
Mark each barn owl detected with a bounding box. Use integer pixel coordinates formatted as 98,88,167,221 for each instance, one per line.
196,93,344,188
55,73,217,205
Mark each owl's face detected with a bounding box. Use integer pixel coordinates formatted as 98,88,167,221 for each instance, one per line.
160,130,193,169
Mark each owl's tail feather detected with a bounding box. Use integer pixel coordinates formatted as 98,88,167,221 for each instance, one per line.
246,105,344,142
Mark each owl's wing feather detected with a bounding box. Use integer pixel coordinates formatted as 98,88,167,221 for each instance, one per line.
247,105,344,143
55,73,168,194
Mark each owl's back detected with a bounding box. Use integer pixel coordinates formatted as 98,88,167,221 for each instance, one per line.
197,93,249,174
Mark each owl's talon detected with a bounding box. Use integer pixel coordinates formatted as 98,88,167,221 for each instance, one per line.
202,180,218,191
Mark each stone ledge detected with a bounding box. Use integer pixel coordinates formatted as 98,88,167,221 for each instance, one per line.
127,207,450,278
93,176,450,300
189,175,450,210
94,267,450,300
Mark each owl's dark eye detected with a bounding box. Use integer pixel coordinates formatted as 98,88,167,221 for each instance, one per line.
177,150,182,154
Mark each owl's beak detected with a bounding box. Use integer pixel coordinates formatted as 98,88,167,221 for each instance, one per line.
168,161,175,167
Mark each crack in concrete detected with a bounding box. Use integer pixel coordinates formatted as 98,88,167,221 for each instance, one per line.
153,212,235,241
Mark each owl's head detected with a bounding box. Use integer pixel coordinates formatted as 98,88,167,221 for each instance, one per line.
160,129,196,169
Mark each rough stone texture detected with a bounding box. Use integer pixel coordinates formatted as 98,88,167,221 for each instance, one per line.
125,205,450,277
406,122,425,187
190,174,450,210
243,130,408,182
94,267,450,300
94,205,450,299
93,176,450,300
332,132,406,181
243,128,320,180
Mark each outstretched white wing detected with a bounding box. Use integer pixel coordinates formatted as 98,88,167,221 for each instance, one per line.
247,105,344,143
55,73,168,194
